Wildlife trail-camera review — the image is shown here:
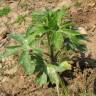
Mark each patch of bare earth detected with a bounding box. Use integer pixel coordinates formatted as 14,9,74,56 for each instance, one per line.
68,0,96,95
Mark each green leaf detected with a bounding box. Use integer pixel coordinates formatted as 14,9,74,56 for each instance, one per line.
52,31,63,50
29,40,39,48
8,33,24,42
62,29,80,37
0,46,20,60
32,25,46,36
36,72,47,85
55,8,66,26
47,10,58,30
35,55,46,73
62,21,74,28
26,24,34,36
19,51,35,74
59,61,71,71
33,48,43,54
7,45,22,49
46,61,71,73
32,9,47,24
47,64,60,96
0,6,11,17
15,14,27,24
47,64,60,84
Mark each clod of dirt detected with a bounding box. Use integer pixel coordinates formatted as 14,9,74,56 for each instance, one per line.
2,75,25,95
54,0,73,10
4,65,18,75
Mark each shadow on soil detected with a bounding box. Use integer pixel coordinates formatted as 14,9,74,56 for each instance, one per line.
61,52,96,95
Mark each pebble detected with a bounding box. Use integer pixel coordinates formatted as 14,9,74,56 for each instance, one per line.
78,27,88,35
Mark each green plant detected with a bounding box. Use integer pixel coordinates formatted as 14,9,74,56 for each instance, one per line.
0,6,11,17
0,7,86,96
15,14,27,24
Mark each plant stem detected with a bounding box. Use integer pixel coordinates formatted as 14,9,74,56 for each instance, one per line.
47,33,55,64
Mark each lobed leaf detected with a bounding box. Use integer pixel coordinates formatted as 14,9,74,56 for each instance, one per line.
19,50,35,74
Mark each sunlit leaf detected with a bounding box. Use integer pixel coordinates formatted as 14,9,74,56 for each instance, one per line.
52,31,63,50
47,64,60,96
19,51,35,74
36,72,47,85
47,64,60,84
59,61,71,70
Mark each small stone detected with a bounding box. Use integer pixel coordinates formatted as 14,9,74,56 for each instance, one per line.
0,63,2,68
88,2,95,7
78,27,87,35
2,77,10,82
0,92,6,96
0,76,3,81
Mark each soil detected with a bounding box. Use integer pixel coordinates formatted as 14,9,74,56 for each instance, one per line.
0,0,96,96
